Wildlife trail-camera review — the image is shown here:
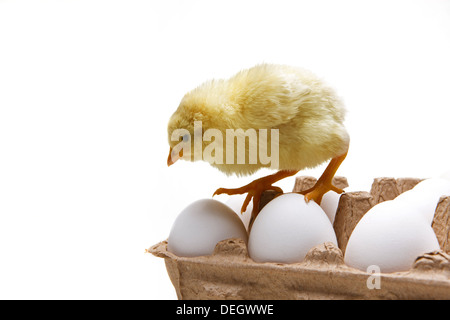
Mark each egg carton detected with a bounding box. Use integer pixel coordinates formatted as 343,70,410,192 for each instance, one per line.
149,176,450,300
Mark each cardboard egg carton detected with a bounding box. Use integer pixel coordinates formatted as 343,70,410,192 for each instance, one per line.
149,176,450,300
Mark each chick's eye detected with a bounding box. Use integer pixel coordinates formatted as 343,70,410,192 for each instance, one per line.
182,134,190,142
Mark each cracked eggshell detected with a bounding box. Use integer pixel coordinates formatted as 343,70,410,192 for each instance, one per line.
167,199,248,257
344,199,440,273
248,193,337,264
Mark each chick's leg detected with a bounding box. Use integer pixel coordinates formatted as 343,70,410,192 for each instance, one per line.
300,151,348,204
213,170,298,215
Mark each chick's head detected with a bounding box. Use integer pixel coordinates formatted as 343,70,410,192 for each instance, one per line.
167,107,199,165
167,85,230,166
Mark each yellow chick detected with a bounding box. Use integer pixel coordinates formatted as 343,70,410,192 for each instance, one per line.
167,63,349,223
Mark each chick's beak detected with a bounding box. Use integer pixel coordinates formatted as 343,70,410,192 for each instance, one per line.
167,147,175,166
167,147,183,167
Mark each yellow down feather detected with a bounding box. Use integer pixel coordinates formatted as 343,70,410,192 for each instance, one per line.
167,63,349,176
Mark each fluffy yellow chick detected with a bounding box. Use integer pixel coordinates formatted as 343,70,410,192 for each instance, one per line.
167,63,349,223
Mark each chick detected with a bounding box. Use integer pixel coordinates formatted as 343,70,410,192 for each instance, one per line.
167,63,349,225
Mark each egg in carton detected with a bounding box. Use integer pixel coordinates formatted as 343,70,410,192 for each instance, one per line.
149,176,450,300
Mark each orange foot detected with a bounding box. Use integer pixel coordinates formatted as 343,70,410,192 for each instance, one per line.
300,180,344,204
298,151,348,204
213,170,298,217
213,179,283,214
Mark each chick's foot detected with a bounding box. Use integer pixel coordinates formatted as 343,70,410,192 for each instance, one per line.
300,180,344,204
299,151,348,204
213,170,298,215
213,183,282,215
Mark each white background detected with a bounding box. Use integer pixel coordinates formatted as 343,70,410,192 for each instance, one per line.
0,0,449,299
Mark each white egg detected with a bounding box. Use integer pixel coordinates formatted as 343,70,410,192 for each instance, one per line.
320,191,342,224
395,178,450,223
248,193,337,263
344,199,440,273
167,199,248,257
225,194,253,231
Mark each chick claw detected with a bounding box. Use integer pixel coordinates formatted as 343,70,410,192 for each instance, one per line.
298,150,348,204
213,170,297,232
300,181,344,205
213,184,283,214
